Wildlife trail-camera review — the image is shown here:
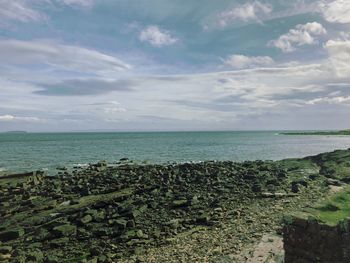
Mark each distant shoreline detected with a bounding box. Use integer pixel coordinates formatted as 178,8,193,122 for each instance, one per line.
280,130,350,136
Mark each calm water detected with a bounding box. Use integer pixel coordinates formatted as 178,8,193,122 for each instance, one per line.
0,131,350,174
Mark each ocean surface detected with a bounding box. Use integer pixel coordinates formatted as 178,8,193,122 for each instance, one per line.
1,131,350,174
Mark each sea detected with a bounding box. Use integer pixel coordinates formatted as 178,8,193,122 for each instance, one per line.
0,131,350,174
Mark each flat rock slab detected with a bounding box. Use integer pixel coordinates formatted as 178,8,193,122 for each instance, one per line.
236,233,284,263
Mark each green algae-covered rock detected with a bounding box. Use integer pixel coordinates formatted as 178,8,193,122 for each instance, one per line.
79,214,93,224
52,224,77,237
172,199,188,207
49,237,70,248
26,249,44,263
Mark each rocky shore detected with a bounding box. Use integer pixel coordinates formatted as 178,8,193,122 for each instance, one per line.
1,149,350,262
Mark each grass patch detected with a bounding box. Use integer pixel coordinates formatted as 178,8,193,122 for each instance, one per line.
308,187,350,225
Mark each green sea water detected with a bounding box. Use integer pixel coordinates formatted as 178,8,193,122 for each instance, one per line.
0,131,350,174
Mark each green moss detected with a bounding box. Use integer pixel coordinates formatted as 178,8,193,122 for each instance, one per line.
308,187,350,225
277,158,319,180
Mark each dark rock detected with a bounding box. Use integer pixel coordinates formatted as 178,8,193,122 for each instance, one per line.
291,183,299,193
252,183,262,193
115,219,128,230
291,179,307,193
90,246,103,256
126,220,135,228
0,246,12,254
325,178,342,186
196,213,210,225
0,228,24,242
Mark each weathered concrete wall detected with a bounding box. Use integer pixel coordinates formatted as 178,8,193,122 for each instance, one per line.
283,216,350,263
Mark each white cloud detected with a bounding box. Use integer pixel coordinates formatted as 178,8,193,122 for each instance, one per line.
0,39,131,76
103,107,127,114
306,96,350,105
269,22,327,52
58,0,94,7
0,0,94,26
319,0,350,24
0,0,45,24
97,101,127,114
324,39,350,77
0,114,42,122
217,1,272,27
139,25,178,47
223,54,274,69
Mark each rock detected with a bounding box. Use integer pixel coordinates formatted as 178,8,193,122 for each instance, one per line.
325,178,342,186
34,228,51,241
98,255,107,262
45,254,61,263
87,257,98,263
59,200,71,206
115,219,128,230
0,246,12,254
49,237,70,248
0,228,24,242
136,230,144,238
90,246,103,256
261,192,275,198
0,253,11,261
26,249,44,262
190,195,199,205
89,210,105,222
172,199,188,207
126,220,135,228
291,184,299,193
196,213,210,225
52,224,77,237
261,192,289,198
95,161,108,167
165,219,180,229
252,183,262,193
121,230,137,241
290,179,308,193
79,214,93,224
94,228,113,237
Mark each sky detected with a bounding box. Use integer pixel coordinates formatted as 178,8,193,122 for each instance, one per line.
0,0,350,132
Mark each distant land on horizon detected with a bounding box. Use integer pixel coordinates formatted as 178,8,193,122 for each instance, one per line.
281,129,350,136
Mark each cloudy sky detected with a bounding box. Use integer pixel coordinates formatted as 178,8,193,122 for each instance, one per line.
0,0,350,132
